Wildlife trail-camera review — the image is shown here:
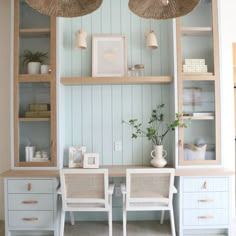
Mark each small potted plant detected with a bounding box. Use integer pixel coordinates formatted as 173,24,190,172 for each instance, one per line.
22,50,48,74
123,104,190,167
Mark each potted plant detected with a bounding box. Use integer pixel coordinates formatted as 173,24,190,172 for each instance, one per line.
123,104,190,167
22,50,48,74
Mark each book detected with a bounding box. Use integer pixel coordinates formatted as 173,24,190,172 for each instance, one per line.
193,112,214,116
29,103,50,111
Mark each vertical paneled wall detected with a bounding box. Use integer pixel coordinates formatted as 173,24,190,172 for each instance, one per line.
61,0,173,77
60,0,174,166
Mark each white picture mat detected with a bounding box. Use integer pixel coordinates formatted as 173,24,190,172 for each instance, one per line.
92,35,127,77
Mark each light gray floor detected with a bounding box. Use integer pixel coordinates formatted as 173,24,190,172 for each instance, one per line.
0,220,171,236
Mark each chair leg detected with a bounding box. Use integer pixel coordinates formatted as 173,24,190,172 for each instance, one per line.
170,208,176,236
108,209,112,236
69,212,75,225
160,211,165,224
60,210,65,236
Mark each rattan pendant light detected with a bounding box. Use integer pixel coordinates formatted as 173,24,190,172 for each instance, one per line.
26,0,103,17
128,0,200,20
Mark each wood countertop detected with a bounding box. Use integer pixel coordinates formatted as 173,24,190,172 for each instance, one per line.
1,166,234,178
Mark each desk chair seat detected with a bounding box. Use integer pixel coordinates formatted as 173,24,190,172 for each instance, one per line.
121,168,176,236
60,169,114,236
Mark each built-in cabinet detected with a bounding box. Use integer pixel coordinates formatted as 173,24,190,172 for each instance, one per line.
176,0,221,166
14,0,57,167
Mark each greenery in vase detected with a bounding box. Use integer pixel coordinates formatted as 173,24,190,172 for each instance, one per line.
122,104,189,146
22,50,48,67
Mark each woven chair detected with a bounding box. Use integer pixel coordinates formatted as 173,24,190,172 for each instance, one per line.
60,169,114,236
121,168,177,236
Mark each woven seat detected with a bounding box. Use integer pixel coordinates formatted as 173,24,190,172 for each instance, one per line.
128,0,200,20
26,0,103,17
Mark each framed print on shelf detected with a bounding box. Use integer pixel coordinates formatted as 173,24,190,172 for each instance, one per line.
68,146,86,168
83,153,99,168
92,35,127,77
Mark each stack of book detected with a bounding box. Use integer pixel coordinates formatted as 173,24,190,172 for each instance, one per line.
25,103,51,118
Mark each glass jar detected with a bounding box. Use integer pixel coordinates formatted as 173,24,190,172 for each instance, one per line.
127,67,136,77
134,64,144,76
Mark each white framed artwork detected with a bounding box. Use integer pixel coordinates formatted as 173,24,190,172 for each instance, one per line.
68,146,86,168
83,153,99,168
92,35,127,77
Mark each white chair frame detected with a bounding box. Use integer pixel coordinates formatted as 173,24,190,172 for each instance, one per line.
121,168,176,236
60,168,114,236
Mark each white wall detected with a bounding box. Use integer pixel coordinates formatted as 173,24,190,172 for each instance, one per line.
0,0,12,220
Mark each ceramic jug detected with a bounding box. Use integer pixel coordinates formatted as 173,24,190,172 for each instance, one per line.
150,145,167,168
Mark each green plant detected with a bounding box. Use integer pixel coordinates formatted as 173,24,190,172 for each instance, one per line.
122,104,190,146
22,50,48,67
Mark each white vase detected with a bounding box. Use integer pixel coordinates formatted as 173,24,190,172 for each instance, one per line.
28,62,40,74
150,145,167,168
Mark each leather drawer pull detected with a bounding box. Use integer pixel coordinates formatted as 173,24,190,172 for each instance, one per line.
22,201,38,204
27,183,32,191
22,217,39,221
198,215,214,219
198,199,214,203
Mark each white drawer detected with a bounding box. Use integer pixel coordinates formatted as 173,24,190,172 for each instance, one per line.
8,211,54,228
183,192,229,209
183,177,229,192
183,209,228,226
8,179,54,194
8,194,54,211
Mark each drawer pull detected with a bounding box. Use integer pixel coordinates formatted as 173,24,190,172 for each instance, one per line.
22,201,38,204
22,217,39,221
27,183,32,191
203,181,208,189
198,215,214,219
198,199,214,203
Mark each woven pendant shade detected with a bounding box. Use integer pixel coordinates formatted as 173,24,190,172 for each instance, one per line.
128,0,200,20
26,0,103,17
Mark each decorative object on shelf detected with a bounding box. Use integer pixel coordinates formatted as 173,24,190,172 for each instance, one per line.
25,103,51,118
69,146,86,168
22,50,48,74
31,150,50,162
25,0,103,17
25,146,35,162
127,67,136,76
92,35,127,77
123,104,190,167
75,29,87,49
183,87,201,107
83,153,99,168
183,59,208,73
134,64,144,76
145,30,158,49
150,145,167,167
40,64,50,74
184,143,207,161
128,0,200,20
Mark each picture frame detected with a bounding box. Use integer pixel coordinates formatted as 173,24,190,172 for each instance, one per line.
68,146,86,168
83,153,99,168
92,35,127,77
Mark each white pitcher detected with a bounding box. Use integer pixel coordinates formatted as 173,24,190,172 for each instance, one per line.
150,145,167,168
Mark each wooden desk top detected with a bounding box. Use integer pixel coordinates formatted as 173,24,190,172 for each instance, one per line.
1,166,234,178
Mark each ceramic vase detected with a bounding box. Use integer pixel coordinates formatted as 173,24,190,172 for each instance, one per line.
28,62,40,74
150,145,167,168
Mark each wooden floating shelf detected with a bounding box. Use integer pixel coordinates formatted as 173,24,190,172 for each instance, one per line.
60,76,173,85
20,28,50,38
181,74,216,81
19,118,50,122
18,74,52,82
181,27,213,36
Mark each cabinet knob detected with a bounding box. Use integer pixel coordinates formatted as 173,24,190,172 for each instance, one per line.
203,181,208,189
27,183,32,191
178,140,182,146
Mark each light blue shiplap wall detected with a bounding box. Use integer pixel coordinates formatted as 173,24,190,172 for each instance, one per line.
60,0,174,168
59,0,175,221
